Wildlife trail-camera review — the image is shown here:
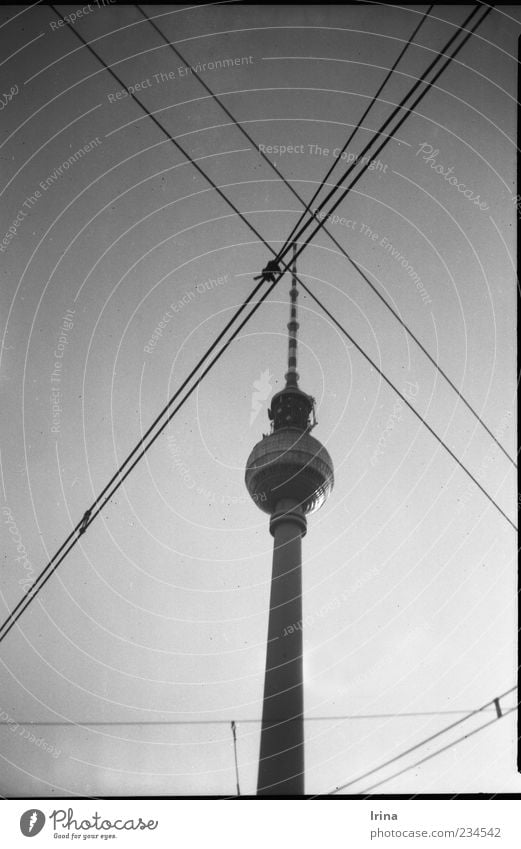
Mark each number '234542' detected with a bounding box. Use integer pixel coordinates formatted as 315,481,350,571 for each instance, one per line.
456,828,501,838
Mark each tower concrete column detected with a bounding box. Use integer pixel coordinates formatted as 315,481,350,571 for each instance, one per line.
257,498,307,795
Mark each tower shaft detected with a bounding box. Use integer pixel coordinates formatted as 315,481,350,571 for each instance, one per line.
257,498,306,795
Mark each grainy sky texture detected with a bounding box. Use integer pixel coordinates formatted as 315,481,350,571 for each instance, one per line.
0,3,518,797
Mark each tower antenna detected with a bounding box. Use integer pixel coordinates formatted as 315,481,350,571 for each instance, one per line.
285,243,300,389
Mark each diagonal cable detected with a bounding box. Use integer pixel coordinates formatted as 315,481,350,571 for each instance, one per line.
135,2,431,242
295,271,517,531
0,259,287,644
330,686,516,794
357,705,516,794
135,4,515,468
268,4,434,249
273,4,486,259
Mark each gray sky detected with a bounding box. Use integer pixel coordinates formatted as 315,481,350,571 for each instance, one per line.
0,3,518,796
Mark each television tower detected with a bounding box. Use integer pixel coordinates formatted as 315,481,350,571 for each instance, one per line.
245,246,334,795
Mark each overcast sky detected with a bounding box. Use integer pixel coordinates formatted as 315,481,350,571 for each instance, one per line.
0,3,518,797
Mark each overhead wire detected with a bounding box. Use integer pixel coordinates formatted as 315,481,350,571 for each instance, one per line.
330,686,516,794
268,5,433,250
273,4,495,296
0,3,504,642
135,4,516,469
134,2,429,249
0,708,504,727
294,269,517,530
271,4,487,261
1,693,513,794
238,5,493,307
357,706,516,794
0,260,288,644
1,2,502,637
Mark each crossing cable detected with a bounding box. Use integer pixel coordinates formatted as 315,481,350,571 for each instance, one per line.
330,686,516,794
0,4,500,636
59,0,492,313
136,4,516,469
0,4,502,641
294,270,517,531
249,4,492,299
269,4,432,249
135,3,430,237
270,3,488,261
58,0,491,333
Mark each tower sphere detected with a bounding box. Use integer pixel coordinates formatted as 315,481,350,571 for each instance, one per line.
245,426,334,516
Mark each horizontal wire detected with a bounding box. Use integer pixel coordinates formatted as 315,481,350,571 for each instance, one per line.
0,709,503,727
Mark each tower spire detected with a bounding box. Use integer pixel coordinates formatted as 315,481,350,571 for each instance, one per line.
267,244,316,432
285,243,299,388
